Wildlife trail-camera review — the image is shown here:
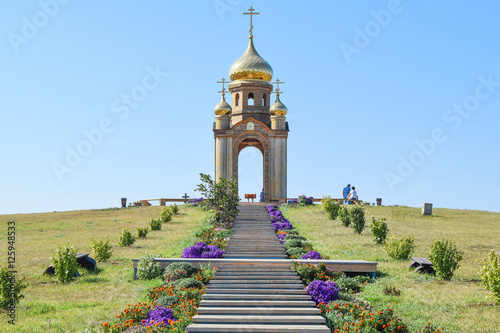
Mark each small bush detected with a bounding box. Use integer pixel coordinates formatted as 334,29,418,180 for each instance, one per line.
284,234,306,241
0,265,27,310
136,253,162,280
384,235,415,261
286,247,305,257
350,207,365,234
480,250,500,303
428,239,463,280
370,216,389,244
51,244,79,284
160,207,173,223
164,262,199,277
322,196,340,220
339,206,351,227
383,285,401,296
336,276,371,293
155,295,179,308
168,277,203,289
149,218,162,231
136,227,148,239
170,203,179,215
298,195,314,206
118,228,135,247
283,239,303,249
90,236,113,262
292,262,343,285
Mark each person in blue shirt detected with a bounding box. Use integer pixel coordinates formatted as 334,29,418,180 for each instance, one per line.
260,188,264,202
343,184,351,205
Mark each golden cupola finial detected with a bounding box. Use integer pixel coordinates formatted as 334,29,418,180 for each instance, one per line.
214,78,232,115
229,6,273,82
270,79,287,116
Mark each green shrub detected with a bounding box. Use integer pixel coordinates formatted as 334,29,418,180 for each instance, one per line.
428,239,463,280
160,207,173,223
384,235,415,261
322,196,340,220
292,262,343,285
480,250,500,303
339,206,351,227
136,253,162,280
118,228,135,247
283,239,303,249
149,218,162,231
195,173,240,226
284,234,306,241
286,247,305,257
170,203,179,215
155,295,179,308
350,207,365,234
136,227,148,239
164,262,199,277
90,236,113,262
0,265,27,310
51,244,79,284
336,276,371,293
169,277,202,289
370,217,389,244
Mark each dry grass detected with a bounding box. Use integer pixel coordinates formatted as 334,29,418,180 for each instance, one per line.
282,204,500,333
0,205,208,333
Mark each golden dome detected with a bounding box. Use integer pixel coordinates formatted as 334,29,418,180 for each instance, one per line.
270,95,287,116
214,97,232,115
229,38,273,82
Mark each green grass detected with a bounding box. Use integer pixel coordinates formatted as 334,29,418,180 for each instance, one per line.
281,204,500,333
0,205,208,333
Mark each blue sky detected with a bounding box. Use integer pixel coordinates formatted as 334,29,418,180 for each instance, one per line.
1,1,499,214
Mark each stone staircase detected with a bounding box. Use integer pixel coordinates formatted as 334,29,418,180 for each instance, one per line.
186,205,330,333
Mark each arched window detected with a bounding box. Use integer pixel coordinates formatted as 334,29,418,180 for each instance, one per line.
235,93,239,106
248,92,254,106
262,93,267,106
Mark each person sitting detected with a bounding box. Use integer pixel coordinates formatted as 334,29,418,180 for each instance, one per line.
343,184,351,205
347,186,358,204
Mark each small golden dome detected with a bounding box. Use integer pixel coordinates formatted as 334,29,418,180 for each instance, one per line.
229,38,273,82
270,95,287,116
214,97,232,115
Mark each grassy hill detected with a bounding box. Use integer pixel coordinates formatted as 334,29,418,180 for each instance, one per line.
0,205,209,333
0,204,498,332
281,204,500,333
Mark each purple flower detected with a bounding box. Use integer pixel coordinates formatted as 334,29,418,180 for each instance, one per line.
307,280,340,305
182,242,224,258
278,233,287,240
143,306,176,327
302,251,322,260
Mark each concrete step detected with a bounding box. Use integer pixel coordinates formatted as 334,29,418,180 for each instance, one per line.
192,314,325,324
197,307,321,315
204,288,307,294
207,283,304,289
202,294,312,300
209,279,301,284
199,300,316,307
212,275,300,280
187,324,330,332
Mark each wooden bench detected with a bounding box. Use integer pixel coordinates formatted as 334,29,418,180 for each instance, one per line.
274,198,362,205
244,194,257,202
408,257,435,274
132,258,378,280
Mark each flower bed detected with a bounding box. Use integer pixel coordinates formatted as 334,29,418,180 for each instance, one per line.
268,205,445,333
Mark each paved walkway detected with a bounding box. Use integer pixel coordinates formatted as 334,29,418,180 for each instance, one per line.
186,205,330,332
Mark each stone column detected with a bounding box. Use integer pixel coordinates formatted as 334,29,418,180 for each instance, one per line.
214,115,233,181
270,115,287,201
